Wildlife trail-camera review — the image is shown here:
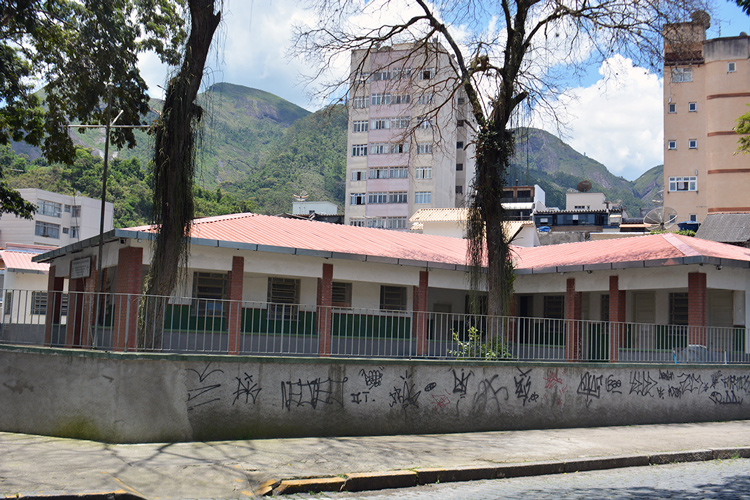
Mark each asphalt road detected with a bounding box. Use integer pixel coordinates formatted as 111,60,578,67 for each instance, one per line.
286,458,750,500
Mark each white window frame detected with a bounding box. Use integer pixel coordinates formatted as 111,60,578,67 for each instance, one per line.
668,176,697,192
668,103,677,114
419,68,434,80
350,192,366,205
417,143,432,155
369,143,388,155
728,62,736,73
417,94,434,105
39,200,62,218
368,192,388,204
71,205,81,218
367,217,387,229
352,144,368,157
417,117,432,129
688,102,697,112
415,166,432,179
371,70,391,81
371,93,391,106
391,94,410,104
70,226,80,238
35,221,60,238
352,120,368,132
390,117,409,129
388,217,407,229
389,167,408,178
352,96,369,109
371,118,389,130
351,169,366,181
388,192,407,204
672,67,693,83
349,218,365,227
667,140,677,150
390,143,409,154
688,139,698,149
368,168,388,179
415,191,432,204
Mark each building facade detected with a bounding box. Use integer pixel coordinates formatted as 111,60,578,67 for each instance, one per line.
0,189,114,248
663,13,750,223
344,43,475,229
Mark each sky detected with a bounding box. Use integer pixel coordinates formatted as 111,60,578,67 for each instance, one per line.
138,0,750,182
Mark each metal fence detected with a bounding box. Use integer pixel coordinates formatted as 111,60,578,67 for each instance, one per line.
1,289,748,364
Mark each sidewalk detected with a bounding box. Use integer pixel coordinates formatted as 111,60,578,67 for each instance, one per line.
2,420,750,499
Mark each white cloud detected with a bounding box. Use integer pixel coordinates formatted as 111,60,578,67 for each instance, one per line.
539,55,664,181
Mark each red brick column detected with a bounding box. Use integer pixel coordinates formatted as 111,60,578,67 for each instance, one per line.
227,256,244,354
44,265,65,346
114,247,143,351
608,276,627,362
412,270,429,356
317,263,333,356
565,278,583,361
688,272,707,346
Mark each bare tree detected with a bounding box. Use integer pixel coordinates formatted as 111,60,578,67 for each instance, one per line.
294,0,710,318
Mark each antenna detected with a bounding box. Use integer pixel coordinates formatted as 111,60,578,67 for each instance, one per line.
644,206,678,231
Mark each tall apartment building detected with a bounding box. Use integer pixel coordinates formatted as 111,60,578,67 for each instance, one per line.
344,43,475,229
0,188,114,248
663,13,750,223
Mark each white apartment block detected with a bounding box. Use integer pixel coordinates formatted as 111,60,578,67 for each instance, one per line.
0,189,114,248
344,43,476,230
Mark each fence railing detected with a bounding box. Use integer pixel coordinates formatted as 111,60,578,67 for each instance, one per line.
1,289,748,364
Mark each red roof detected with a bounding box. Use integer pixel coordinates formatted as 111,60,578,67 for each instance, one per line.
0,250,50,273
127,214,750,271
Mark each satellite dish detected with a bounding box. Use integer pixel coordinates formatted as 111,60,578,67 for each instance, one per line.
644,206,678,231
651,189,664,205
577,180,593,192
293,190,309,202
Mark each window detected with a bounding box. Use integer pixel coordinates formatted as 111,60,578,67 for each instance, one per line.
574,205,586,210
668,176,697,192
62,227,69,234
455,185,463,194
672,67,693,83
371,118,389,130
416,94,434,105
380,285,407,311
669,292,689,325
368,168,388,179
668,103,677,113
39,200,62,217
369,143,388,155
417,143,432,154
349,218,365,227
70,226,79,238
331,282,352,308
35,221,59,239
367,217,387,228
392,68,411,79
415,191,431,204
350,192,366,205
457,119,465,127
728,62,736,72
371,93,391,105
688,139,698,149
267,278,299,320
668,140,677,150
351,169,366,181
389,166,408,178
457,141,464,149
417,117,432,129
415,166,432,179
352,96,369,109
32,292,47,315
390,143,409,154
391,94,410,104
368,191,387,204
355,71,369,83
456,163,463,171
688,102,697,112
543,295,565,319
689,214,697,222
390,117,409,129
372,70,391,81
388,191,407,204
352,144,368,156
71,205,81,217
457,97,466,105
419,68,434,80
64,204,71,213
192,272,226,317
352,120,368,132
388,217,407,229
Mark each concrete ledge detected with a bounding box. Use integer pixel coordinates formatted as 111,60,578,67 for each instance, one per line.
563,455,650,472
7,491,144,499
274,477,345,495
416,466,498,484
712,447,750,459
649,449,713,465
497,460,565,478
343,470,417,492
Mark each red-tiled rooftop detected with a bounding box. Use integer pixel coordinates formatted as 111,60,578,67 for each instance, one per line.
126,213,750,271
0,250,49,273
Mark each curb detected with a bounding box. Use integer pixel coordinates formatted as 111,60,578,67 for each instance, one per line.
5,491,145,500
259,446,750,496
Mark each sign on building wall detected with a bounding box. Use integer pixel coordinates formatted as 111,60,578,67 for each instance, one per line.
70,257,91,279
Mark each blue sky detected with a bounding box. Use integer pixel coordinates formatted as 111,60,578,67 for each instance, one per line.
139,0,750,181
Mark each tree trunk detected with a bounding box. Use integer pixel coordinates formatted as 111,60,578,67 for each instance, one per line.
140,0,221,349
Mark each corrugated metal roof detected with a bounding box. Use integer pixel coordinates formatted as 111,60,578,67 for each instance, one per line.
409,208,469,222
695,213,750,243
127,213,750,272
0,250,49,273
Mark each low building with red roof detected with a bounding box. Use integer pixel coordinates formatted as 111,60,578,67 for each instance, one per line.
25,213,750,362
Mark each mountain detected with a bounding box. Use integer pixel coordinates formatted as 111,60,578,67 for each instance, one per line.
8,83,662,219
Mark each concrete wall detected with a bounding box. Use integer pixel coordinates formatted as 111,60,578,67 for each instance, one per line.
2,346,749,444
